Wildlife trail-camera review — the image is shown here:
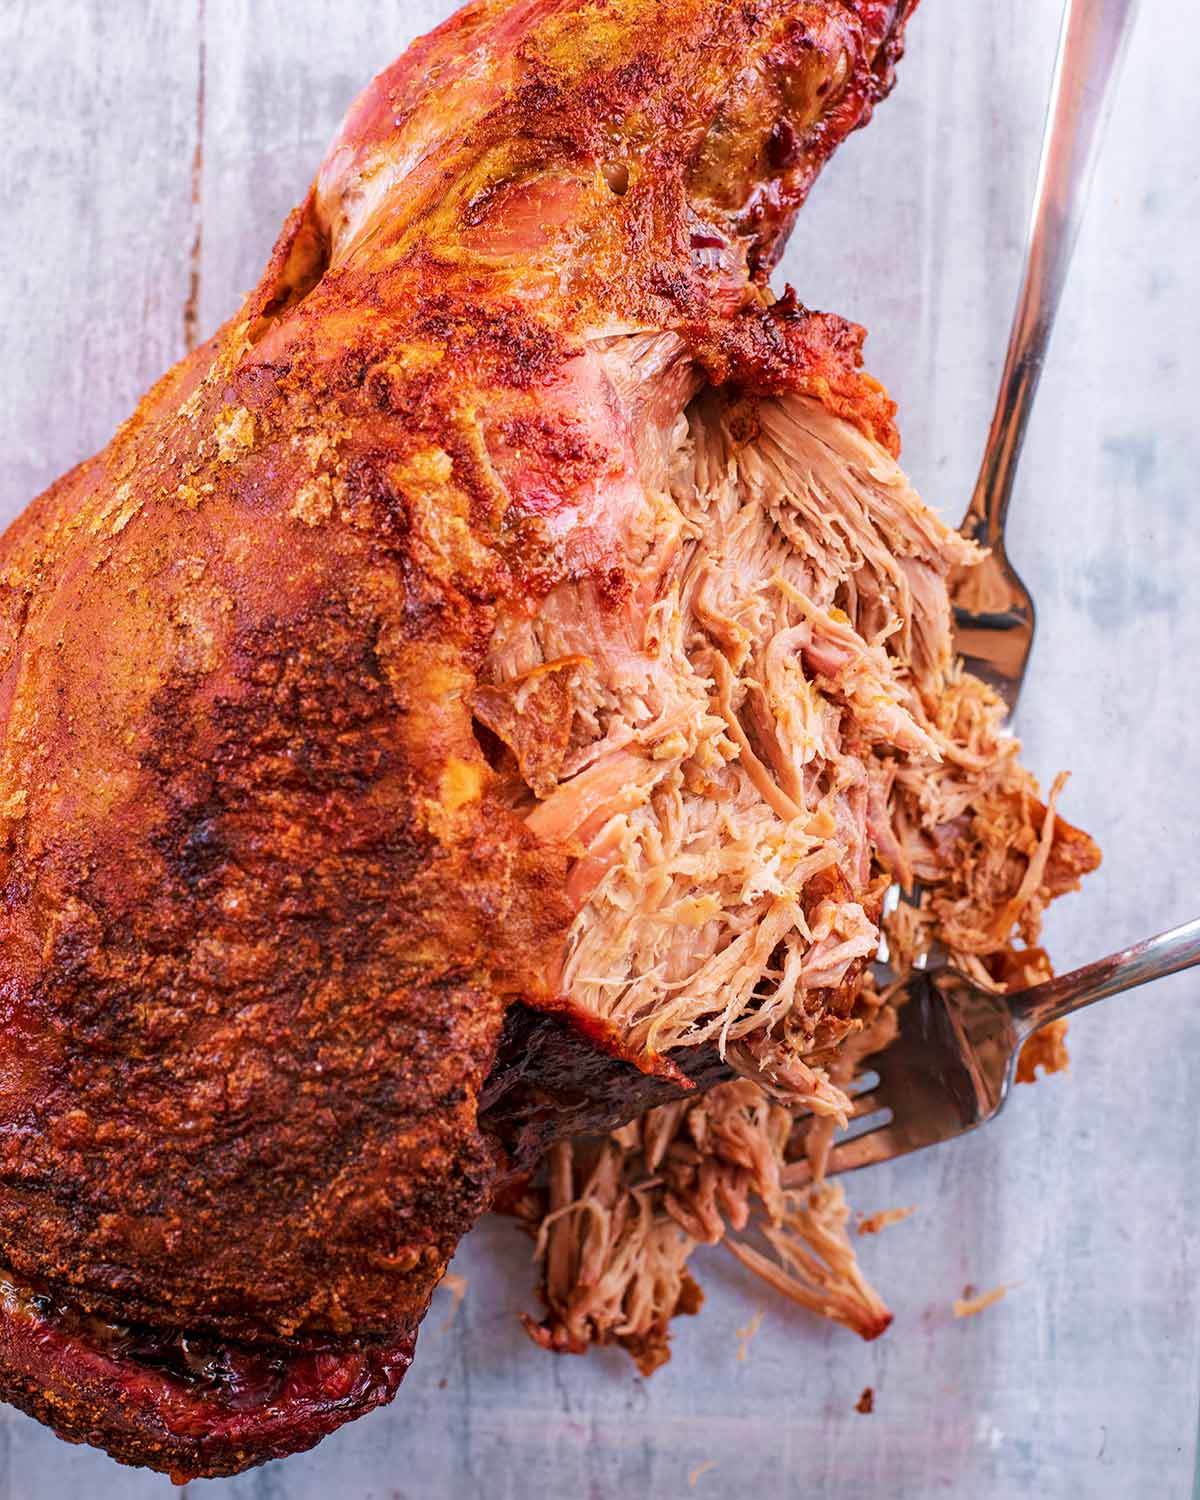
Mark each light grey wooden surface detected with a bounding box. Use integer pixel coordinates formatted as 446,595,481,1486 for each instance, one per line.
2,3,1198,1497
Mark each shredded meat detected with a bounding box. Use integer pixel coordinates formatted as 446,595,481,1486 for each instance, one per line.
518,1077,891,1368
516,387,1099,1368
491,388,984,1076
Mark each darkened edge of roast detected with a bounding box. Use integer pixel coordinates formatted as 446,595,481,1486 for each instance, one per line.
480,1002,733,1171
0,1270,415,1480
0,1003,723,1480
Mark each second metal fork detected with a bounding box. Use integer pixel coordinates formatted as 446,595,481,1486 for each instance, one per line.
951,0,1141,709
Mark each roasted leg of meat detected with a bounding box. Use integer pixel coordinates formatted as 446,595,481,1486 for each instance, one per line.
0,0,1096,1479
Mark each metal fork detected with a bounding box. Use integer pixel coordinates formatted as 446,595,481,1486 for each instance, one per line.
787,919,1200,1182
951,0,1140,709
795,0,1155,1180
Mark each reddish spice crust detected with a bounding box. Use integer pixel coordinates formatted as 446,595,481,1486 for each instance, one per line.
0,0,917,1477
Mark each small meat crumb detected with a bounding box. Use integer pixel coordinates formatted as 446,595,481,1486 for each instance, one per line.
1016,1019,1071,1083
688,1460,717,1488
855,1386,874,1414
213,405,256,461
735,1309,764,1362
289,475,335,526
0,789,28,820
438,1272,469,1331
954,1283,1015,1319
857,1206,916,1237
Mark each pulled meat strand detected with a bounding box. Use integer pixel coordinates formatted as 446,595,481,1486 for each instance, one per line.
953,1284,1015,1319
519,1077,892,1367
724,1183,892,1340
857,1206,916,1236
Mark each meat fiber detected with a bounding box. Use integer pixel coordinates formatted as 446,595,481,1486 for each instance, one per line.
0,0,1098,1479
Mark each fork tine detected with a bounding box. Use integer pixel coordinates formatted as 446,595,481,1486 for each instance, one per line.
822,1126,902,1177
784,1080,883,1131
779,961,1021,1180
780,1157,813,1189
781,1089,892,1184
779,1121,898,1186
849,1090,885,1120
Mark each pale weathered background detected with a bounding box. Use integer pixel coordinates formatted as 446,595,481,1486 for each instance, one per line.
2,2,1198,1497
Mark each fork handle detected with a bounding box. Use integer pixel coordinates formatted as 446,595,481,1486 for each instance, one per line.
1010,918,1200,1037
960,0,1140,549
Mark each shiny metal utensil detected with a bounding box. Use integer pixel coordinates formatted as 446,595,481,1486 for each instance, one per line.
798,0,1148,1182
789,918,1200,1182
952,0,1140,710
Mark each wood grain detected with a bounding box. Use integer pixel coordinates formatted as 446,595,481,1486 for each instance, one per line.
0,3,1197,1496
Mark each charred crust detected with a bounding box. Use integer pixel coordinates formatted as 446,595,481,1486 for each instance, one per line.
480,1005,732,1173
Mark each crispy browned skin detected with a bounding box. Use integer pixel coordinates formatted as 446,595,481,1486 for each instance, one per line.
0,0,916,1475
